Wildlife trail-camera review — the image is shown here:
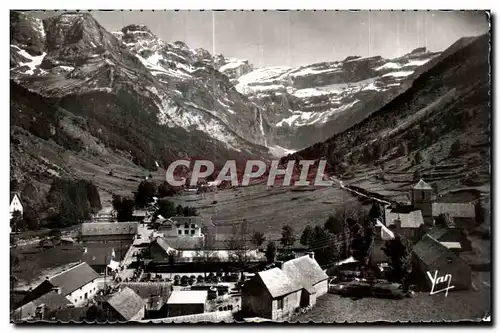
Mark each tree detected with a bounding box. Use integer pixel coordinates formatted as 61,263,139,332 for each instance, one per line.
112,195,135,222
182,206,198,217
368,202,382,222
10,211,23,233
23,207,39,231
265,241,277,264
226,220,251,271
310,226,336,267
475,200,485,225
382,235,413,292
47,178,98,227
324,215,343,235
194,243,220,277
449,139,462,158
413,170,421,181
413,151,423,165
135,180,158,208
350,222,375,268
251,232,266,248
435,213,452,228
430,157,437,165
156,199,176,219
158,181,181,198
176,205,184,216
397,142,408,157
280,225,295,248
300,225,315,246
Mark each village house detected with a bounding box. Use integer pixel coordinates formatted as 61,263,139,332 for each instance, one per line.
427,227,472,254
241,267,302,321
23,262,101,307
11,290,72,322
281,253,329,307
382,179,478,240
10,192,23,229
120,282,173,319
412,234,472,291
101,287,146,322
82,245,124,275
166,290,208,317
80,222,138,244
157,216,205,238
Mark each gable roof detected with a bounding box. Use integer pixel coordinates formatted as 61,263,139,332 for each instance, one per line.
432,203,475,218
281,255,328,291
413,179,432,190
257,267,301,298
81,222,138,237
10,192,21,203
82,245,125,266
385,208,424,229
152,237,176,253
413,235,466,268
106,287,145,321
48,262,100,296
120,282,173,298
11,290,72,321
120,282,173,311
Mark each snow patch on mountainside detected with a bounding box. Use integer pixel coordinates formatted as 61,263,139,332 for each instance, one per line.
11,45,46,75
268,145,296,158
382,70,414,78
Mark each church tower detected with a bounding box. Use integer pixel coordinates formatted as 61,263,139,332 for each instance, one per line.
411,179,434,226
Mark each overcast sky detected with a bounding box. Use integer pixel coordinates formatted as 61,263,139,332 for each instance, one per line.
31,10,489,67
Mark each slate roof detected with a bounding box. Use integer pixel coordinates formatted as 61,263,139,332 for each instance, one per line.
82,246,125,266
413,179,433,190
152,237,176,253
11,290,72,321
48,262,100,296
106,287,146,321
120,282,173,311
257,267,301,299
162,236,204,250
385,208,424,229
167,290,207,305
81,222,138,237
281,255,328,293
432,203,475,218
413,235,466,269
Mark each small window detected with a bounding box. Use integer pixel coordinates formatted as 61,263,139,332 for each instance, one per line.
184,223,189,229
191,230,195,235
184,230,189,235
85,293,88,300
277,298,283,310
178,230,182,235
176,224,181,228
80,296,82,299
74,299,77,303
191,224,196,229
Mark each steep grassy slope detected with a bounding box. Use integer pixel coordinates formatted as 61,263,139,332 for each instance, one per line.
287,34,490,199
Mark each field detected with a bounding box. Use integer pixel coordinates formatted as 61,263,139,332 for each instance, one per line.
11,243,84,288
293,287,490,323
165,181,366,243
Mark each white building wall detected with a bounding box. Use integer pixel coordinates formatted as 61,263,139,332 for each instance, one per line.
10,195,23,218
65,279,100,307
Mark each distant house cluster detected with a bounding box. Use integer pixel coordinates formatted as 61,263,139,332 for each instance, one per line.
381,179,477,240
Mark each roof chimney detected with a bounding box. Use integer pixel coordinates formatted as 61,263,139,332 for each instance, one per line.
307,251,315,260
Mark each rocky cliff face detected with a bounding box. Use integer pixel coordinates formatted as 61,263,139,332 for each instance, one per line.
236,49,440,149
10,12,272,165
285,34,490,195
